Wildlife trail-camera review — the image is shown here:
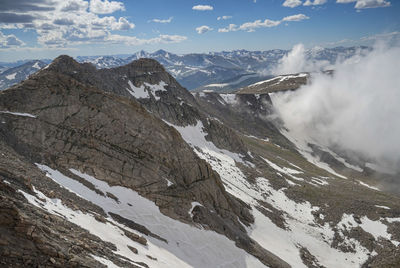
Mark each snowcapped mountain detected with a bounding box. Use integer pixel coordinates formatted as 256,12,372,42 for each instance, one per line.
1,55,399,268
0,60,47,90
75,47,365,90
0,47,365,92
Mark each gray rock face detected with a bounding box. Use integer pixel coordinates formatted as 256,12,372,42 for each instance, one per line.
0,55,290,267
2,54,398,268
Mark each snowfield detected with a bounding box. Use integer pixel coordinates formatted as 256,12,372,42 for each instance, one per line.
34,164,265,268
167,120,395,268
126,80,168,101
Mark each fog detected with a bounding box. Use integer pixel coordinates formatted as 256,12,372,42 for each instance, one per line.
271,43,400,174
272,43,330,75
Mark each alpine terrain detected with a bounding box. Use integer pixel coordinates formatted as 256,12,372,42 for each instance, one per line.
0,54,399,268
0,47,364,93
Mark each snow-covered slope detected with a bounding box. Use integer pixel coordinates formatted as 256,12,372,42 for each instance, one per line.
0,60,47,90
1,54,399,268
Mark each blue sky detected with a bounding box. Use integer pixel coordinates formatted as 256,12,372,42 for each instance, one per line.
0,0,399,61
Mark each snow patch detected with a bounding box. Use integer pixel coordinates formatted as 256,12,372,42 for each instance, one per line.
339,214,399,246
126,81,168,101
144,81,168,101
90,254,121,268
5,73,16,80
262,157,304,182
188,202,203,218
165,178,174,187
0,111,36,118
358,181,380,191
375,205,390,210
32,62,41,69
126,81,149,99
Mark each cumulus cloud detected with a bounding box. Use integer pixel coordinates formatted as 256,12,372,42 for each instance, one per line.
336,0,391,9
89,0,125,14
304,0,327,5
217,16,232,20
196,25,213,34
282,14,310,21
61,0,89,12
53,18,75,26
218,24,238,33
151,17,173,24
218,14,308,33
111,17,134,30
271,43,400,173
0,31,25,48
0,0,55,12
0,0,186,48
192,5,214,11
283,0,303,8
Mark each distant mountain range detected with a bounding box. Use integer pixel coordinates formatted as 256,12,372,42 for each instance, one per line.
0,60,48,91
0,46,367,91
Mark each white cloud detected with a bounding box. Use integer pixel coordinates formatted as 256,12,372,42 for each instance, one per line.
0,31,25,48
89,0,125,14
304,0,327,6
283,0,303,8
272,43,400,173
218,24,238,33
336,0,391,8
282,14,310,21
218,14,309,33
192,5,214,11
239,19,281,32
0,0,186,48
151,17,173,24
111,17,134,30
272,43,330,75
196,25,213,34
217,16,232,20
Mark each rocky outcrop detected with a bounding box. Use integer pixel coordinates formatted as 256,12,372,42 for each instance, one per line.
237,73,309,94
0,56,292,267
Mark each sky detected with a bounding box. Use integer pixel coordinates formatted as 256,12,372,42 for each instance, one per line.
0,0,399,61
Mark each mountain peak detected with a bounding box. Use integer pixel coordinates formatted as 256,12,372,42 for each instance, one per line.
52,55,78,66
46,54,95,74
125,58,166,73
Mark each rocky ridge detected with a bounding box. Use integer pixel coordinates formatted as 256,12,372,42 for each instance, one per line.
1,55,399,268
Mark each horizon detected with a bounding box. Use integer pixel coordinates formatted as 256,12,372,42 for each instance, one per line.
0,44,371,64
0,0,399,61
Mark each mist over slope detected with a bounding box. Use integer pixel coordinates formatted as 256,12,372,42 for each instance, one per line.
271,43,400,174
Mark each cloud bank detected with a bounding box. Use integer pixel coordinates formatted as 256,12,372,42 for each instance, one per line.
0,0,187,48
218,14,309,33
271,43,400,173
